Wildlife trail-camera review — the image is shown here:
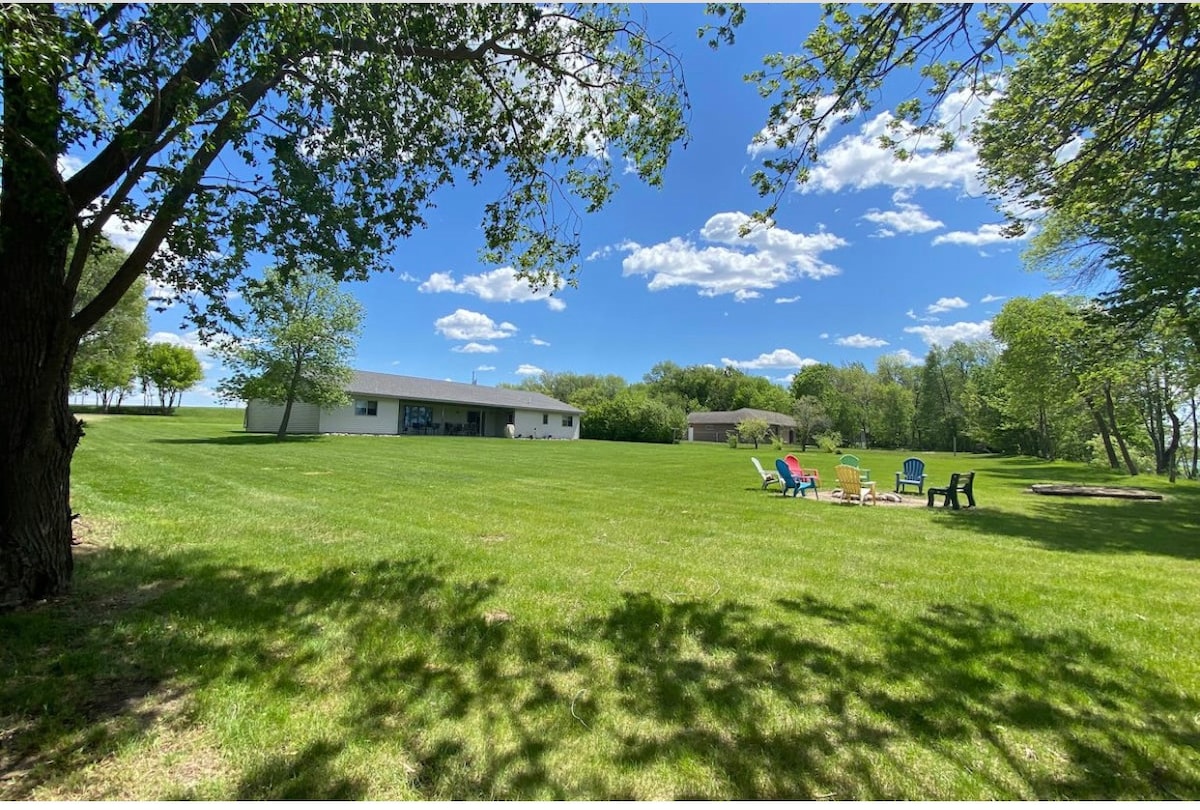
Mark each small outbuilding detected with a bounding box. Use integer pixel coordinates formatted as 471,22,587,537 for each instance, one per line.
686,408,796,443
244,370,583,439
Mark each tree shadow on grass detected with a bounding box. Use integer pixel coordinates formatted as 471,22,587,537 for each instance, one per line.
2,547,1198,799
594,592,1200,799
150,434,326,446
929,488,1200,560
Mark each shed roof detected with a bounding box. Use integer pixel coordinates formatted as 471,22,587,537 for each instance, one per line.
687,408,795,427
348,370,583,414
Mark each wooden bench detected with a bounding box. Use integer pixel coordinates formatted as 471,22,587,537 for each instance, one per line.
927,471,976,510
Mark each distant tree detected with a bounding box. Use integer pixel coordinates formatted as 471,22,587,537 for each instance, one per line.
991,297,1087,460
508,371,628,411
218,268,362,440
137,342,203,415
645,362,735,413
736,417,772,449
70,241,148,410
871,354,919,449
791,363,857,440
791,395,829,452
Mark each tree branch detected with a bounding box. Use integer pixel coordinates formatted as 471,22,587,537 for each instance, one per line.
65,4,255,212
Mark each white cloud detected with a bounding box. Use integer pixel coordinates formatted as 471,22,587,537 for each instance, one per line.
981,293,1006,303
804,105,985,195
720,348,818,370
451,342,499,354
886,348,924,365
102,216,150,254
475,365,496,372
734,289,761,303
904,320,993,347
791,85,1002,197
620,211,845,300
862,199,944,236
932,223,1025,247
515,364,544,376
836,334,889,348
145,279,182,310
775,295,801,304
586,240,640,262
58,155,85,178
433,309,518,341
530,337,550,346
398,272,419,283
819,332,830,340
419,267,566,311
926,296,968,314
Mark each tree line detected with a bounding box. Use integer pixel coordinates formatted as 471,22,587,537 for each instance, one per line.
510,295,1199,481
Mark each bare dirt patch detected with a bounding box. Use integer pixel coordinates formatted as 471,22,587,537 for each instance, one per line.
817,491,928,508
1029,484,1163,500
70,516,118,552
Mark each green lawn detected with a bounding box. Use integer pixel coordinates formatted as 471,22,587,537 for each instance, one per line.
3,408,1199,799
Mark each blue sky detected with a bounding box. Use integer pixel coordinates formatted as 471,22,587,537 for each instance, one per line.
121,4,1068,406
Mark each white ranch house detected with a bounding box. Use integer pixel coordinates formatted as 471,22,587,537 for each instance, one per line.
244,370,583,439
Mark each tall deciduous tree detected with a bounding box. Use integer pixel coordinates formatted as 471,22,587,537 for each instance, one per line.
791,395,829,452
991,296,1089,460
0,5,691,606
218,269,362,440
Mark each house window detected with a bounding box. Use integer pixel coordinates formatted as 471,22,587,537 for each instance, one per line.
355,399,378,416
403,404,432,432
562,415,573,427
543,413,549,425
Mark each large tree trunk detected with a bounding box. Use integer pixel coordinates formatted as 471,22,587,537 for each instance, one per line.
0,196,82,608
0,349,82,609
1,10,82,608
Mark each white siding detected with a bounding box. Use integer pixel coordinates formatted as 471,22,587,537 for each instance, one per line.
319,397,401,435
245,400,321,433
512,409,579,439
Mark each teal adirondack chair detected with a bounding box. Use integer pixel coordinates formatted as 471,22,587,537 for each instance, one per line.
775,459,818,498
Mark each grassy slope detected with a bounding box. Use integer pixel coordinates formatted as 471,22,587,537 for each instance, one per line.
2,408,1198,799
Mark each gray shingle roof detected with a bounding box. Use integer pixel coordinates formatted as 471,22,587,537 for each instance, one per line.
687,408,795,427
348,370,583,414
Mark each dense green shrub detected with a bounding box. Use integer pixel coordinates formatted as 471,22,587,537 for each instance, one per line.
582,390,686,444
815,430,843,453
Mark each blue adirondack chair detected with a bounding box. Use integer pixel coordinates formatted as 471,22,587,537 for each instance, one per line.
895,457,927,494
775,459,818,498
